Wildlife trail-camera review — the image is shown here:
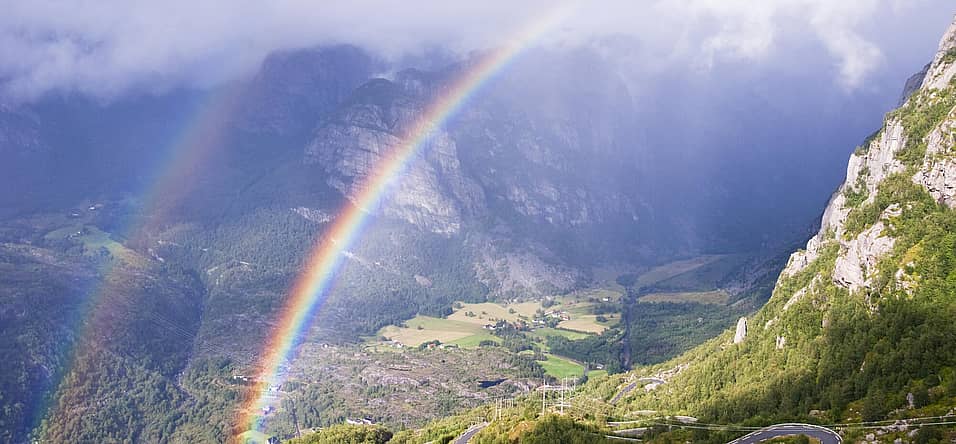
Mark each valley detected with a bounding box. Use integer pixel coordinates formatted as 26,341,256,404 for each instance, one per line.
0,200,776,442
2,5,955,444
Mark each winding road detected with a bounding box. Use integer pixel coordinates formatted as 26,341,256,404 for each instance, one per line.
726,423,841,444
453,422,489,444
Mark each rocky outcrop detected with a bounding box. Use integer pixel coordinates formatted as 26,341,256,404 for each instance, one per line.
472,234,580,296
305,79,484,235
780,15,956,296
300,58,654,296
914,114,956,206
832,209,897,292
920,15,956,91
733,317,747,344
898,64,929,106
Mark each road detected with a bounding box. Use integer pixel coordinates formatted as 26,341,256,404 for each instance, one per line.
726,423,841,444
453,422,489,444
609,382,637,404
610,377,666,405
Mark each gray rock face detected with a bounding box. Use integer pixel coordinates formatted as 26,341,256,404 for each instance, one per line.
299,59,654,296
733,317,747,344
471,234,580,296
775,335,786,350
832,214,896,292
921,15,956,91
780,15,956,297
898,64,930,107
914,116,956,206
305,79,484,235
0,105,50,209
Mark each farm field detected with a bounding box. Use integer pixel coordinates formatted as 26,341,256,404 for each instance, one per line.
527,327,590,342
376,315,487,347
375,290,621,348
538,354,584,379
45,223,136,260
558,315,612,334
633,255,725,288
638,290,729,305
445,301,539,325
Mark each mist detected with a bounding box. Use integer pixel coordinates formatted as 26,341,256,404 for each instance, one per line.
1,1,952,101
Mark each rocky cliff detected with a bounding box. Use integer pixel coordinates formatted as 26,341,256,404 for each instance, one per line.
300,57,653,296
785,15,956,293
606,15,956,429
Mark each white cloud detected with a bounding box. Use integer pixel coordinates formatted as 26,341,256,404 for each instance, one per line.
0,0,950,100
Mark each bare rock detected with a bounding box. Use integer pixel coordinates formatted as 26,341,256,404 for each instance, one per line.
833,213,896,293
921,15,956,90
733,317,747,344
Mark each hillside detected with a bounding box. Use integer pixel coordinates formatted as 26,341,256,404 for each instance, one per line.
361,15,956,444
4,9,955,444
589,15,956,441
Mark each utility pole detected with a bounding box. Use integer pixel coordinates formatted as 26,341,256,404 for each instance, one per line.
560,377,565,414
541,379,547,415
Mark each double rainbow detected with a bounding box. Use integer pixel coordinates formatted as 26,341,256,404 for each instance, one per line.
36,84,246,435
236,5,576,436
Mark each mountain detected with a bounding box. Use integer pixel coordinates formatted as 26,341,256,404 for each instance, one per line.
590,15,956,440
363,15,956,444
2,26,935,443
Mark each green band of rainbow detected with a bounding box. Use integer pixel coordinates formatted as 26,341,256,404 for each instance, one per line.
236,5,576,436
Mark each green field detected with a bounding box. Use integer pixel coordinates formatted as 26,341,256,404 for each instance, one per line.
377,315,485,347
45,224,136,260
374,292,620,349
528,327,590,342
648,254,750,292
448,332,499,348
638,290,729,305
634,255,725,289
539,354,584,379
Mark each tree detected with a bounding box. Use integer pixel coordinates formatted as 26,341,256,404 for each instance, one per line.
286,424,392,444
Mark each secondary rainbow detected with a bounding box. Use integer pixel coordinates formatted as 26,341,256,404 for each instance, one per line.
237,5,577,435
35,84,246,435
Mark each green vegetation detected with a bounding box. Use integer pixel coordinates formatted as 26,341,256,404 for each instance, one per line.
642,254,749,293
843,172,934,238
597,152,956,439
473,415,611,444
638,290,729,304
624,255,725,289
527,327,589,341
286,424,393,444
538,355,584,379
842,166,870,209
546,331,624,374
889,86,956,166
942,47,956,65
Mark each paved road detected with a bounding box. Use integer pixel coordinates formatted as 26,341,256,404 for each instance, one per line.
610,382,637,404
610,378,666,405
453,422,489,444
727,423,841,444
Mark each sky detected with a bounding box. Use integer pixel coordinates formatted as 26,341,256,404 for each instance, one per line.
0,1,953,102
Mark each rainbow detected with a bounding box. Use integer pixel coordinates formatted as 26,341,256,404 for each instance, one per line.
236,5,576,436
34,84,246,436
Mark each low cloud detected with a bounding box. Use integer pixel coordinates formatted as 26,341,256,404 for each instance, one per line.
0,0,951,101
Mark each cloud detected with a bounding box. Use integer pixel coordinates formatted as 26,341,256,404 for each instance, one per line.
0,0,951,101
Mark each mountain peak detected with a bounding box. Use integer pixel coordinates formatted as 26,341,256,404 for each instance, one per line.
920,14,956,90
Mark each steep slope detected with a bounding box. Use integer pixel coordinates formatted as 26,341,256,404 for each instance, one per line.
605,15,956,427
